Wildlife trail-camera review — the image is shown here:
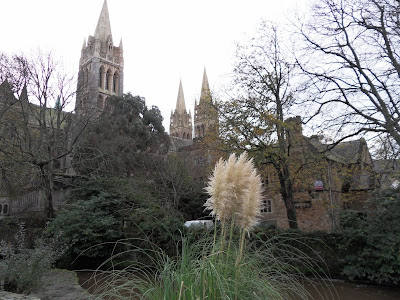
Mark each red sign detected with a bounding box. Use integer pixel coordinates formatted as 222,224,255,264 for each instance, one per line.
314,181,324,190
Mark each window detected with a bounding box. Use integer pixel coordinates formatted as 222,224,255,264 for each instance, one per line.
99,67,104,88
113,72,118,93
261,199,272,213
0,203,8,215
294,201,311,209
106,70,110,91
84,69,88,89
194,157,204,166
310,190,322,200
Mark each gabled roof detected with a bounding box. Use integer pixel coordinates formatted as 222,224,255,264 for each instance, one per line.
308,137,367,164
373,159,400,173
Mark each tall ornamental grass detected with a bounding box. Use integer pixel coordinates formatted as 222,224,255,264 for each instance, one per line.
87,153,334,299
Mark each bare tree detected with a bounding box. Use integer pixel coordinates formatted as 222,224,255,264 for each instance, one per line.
297,0,400,153
0,51,87,218
214,24,300,229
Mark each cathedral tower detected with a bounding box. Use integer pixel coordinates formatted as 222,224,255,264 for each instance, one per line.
170,80,193,140
76,0,124,114
194,68,218,138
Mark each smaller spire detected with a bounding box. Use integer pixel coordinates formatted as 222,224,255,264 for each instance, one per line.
82,38,87,50
94,0,112,42
200,67,211,104
119,38,123,49
54,96,61,109
175,79,186,114
19,84,28,102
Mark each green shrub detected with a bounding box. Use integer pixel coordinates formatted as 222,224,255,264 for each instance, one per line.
338,188,400,284
0,224,65,294
47,177,183,267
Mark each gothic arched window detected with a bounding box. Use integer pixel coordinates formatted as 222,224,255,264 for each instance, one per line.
113,72,118,93
99,67,104,88
106,70,110,91
3,204,8,215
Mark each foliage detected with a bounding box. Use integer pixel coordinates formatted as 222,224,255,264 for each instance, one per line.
81,154,333,300
337,188,400,284
85,229,333,299
150,153,208,219
73,93,170,177
46,177,183,266
0,223,65,294
212,23,301,229
46,180,125,260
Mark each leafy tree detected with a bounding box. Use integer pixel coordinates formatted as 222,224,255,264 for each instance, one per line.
213,24,300,229
0,51,85,218
298,0,400,153
73,93,169,177
47,177,183,264
149,153,207,219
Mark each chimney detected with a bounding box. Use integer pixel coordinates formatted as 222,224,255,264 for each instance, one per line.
285,116,302,137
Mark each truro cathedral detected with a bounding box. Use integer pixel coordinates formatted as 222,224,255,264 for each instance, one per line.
76,0,218,142
76,0,124,115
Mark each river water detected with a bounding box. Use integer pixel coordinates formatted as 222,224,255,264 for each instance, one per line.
77,272,400,299
304,279,400,300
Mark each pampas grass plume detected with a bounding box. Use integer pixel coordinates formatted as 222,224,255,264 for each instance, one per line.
205,152,263,232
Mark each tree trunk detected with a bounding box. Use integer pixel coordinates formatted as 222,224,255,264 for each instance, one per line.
278,166,298,229
276,116,298,229
40,165,54,219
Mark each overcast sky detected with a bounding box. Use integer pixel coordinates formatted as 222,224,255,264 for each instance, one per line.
1,0,305,131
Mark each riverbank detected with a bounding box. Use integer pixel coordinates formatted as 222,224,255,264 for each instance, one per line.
0,269,92,300
77,271,400,300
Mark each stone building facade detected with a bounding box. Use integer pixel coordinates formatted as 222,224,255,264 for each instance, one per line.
76,0,124,115
258,117,375,231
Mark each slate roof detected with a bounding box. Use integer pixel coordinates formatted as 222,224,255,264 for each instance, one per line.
308,137,366,164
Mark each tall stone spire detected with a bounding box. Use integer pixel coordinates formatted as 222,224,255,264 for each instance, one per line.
199,67,211,104
94,0,112,41
194,68,218,138
175,80,186,113
76,0,124,115
170,80,193,140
